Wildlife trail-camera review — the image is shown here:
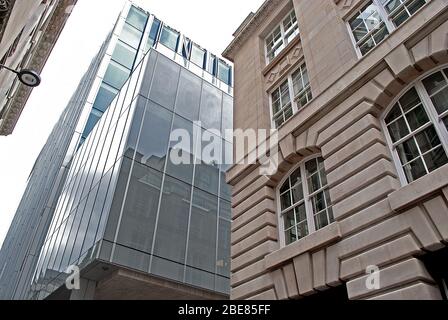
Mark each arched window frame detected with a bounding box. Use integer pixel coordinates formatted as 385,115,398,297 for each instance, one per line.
381,64,448,186
276,155,334,247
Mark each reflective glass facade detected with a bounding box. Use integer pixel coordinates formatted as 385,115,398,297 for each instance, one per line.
80,3,232,142
32,47,232,298
1,2,233,300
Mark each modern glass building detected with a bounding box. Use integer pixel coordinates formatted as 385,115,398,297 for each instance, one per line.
0,1,233,300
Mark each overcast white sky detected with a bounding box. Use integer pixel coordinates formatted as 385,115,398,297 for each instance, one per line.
0,0,264,248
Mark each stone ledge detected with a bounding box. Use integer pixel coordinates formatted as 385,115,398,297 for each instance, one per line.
264,223,341,270
388,164,448,212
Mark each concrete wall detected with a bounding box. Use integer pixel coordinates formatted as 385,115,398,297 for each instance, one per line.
225,0,448,300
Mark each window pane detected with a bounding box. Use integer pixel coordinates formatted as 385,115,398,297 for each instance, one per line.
295,203,307,223
315,211,329,230
387,116,409,142
153,176,191,264
92,83,118,113
136,100,173,172
126,6,147,31
312,191,326,213
218,60,231,85
116,163,162,252
147,18,161,49
415,126,442,154
216,217,230,277
305,158,318,176
166,116,196,185
82,109,102,139
187,188,218,273
422,71,446,96
285,228,297,245
399,87,421,112
296,222,309,240
190,44,205,68
392,10,409,27
149,55,181,110
159,25,179,51
111,41,136,69
431,88,448,115
385,103,402,123
283,210,295,229
120,23,142,49
175,69,202,121
407,0,426,15
280,192,291,211
406,104,429,131
200,82,223,130
403,158,426,182
423,147,448,173
350,3,389,56
103,61,130,90
291,182,304,204
397,137,420,164
280,178,290,194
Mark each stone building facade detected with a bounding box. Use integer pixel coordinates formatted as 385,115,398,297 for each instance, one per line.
223,0,448,300
0,0,77,135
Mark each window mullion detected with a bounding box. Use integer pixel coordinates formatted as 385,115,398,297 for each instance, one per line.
288,76,298,114
374,0,396,32
302,163,316,233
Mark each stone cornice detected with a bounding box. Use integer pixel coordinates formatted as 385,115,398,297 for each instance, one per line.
0,0,77,136
222,0,284,61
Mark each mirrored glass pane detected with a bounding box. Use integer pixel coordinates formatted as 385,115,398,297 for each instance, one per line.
185,266,214,291
200,83,223,131
92,83,118,113
283,210,295,229
153,176,191,264
126,6,148,31
149,55,180,110
403,158,426,182
116,162,162,253
190,44,205,68
135,100,173,172
187,188,218,273
175,69,202,121
397,138,420,164
431,88,448,115
159,25,179,51
166,115,196,185
406,104,429,131
221,94,233,140
399,87,421,112
388,117,409,142
151,256,184,282
415,126,442,154
422,71,446,96
423,147,448,173
119,23,142,49
103,61,131,90
112,41,136,69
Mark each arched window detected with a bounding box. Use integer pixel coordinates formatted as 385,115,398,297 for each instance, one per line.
383,67,448,184
278,156,334,246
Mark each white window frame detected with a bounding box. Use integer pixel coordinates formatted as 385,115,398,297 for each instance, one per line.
346,0,427,58
277,155,334,247
381,65,448,186
269,62,312,129
264,9,299,64
379,0,428,27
